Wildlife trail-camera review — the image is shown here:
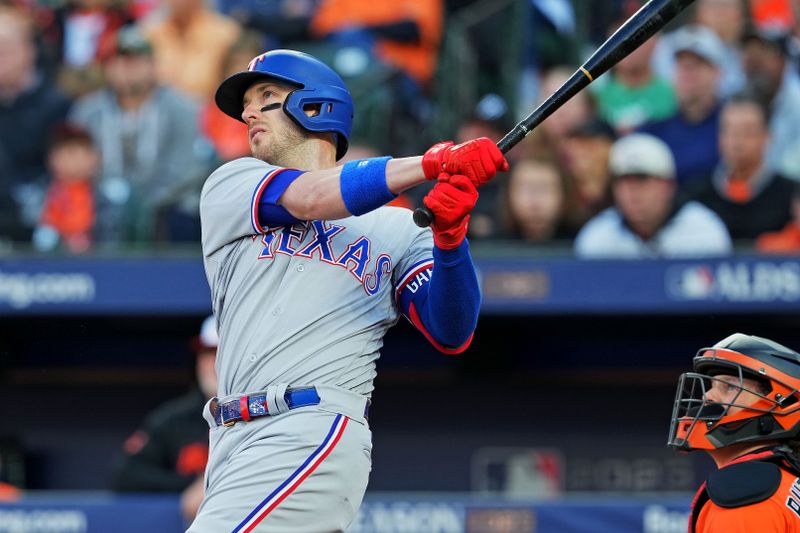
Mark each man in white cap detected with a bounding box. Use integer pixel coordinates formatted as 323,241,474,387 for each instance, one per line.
574,133,732,258
111,315,218,523
651,0,747,99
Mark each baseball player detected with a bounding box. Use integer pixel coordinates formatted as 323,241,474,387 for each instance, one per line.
188,49,508,532
669,333,800,532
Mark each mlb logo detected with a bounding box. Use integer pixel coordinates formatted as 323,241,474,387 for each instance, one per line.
666,264,715,300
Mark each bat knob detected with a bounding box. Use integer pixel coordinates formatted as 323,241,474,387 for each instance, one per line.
413,206,434,228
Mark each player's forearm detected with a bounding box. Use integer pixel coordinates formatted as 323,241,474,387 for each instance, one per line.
386,156,426,193
278,156,425,220
399,240,480,352
423,242,481,347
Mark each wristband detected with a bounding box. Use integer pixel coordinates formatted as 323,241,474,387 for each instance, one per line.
340,156,396,216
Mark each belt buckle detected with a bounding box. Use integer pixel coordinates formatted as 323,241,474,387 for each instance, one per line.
218,400,238,427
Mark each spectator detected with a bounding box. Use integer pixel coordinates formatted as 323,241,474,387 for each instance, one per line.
742,28,800,180
755,183,800,253
199,30,263,164
0,5,72,243
562,117,616,230
516,0,580,120
309,0,444,90
32,123,98,254
741,26,800,179
498,156,574,244
456,93,511,146
142,0,241,100
652,0,746,98
593,20,676,132
454,93,513,239
575,133,732,258
111,315,218,524
640,25,725,188
218,0,316,47
69,25,210,245
689,94,794,240
522,65,596,163
54,0,135,97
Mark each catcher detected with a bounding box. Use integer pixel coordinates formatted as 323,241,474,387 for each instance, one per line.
669,332,800,532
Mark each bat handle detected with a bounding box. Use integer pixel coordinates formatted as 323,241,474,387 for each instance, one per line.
413,134,514,228
413,205,434,228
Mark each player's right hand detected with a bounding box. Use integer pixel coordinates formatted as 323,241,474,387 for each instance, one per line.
422,137,509,186
422,174,478,250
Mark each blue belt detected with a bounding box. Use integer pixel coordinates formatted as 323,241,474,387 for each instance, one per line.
212,386,321,427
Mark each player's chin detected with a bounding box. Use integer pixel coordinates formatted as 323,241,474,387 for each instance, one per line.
250,141,270,161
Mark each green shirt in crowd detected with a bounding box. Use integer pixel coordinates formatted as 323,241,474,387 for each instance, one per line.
594,75,677,132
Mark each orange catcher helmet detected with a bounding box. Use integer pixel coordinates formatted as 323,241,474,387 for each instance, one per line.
668,333,800,451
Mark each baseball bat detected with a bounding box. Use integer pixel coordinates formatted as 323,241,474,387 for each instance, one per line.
413,0,696,228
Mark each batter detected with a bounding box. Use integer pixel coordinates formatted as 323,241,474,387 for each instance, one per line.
188,49,508,532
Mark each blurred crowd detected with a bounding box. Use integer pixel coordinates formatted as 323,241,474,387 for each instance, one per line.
1,0,800,257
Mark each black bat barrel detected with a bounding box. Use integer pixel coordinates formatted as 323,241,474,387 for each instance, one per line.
413,0,696,228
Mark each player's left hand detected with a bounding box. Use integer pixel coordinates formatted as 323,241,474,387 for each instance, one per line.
422,174,478,249
422,137,509,186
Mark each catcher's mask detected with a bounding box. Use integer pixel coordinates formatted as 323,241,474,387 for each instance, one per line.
668,333,800,451
215,49,353,161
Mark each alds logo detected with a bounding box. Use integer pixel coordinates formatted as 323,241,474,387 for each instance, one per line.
255,221,392,295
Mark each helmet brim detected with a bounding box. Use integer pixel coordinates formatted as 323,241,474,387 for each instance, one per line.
215,71,301,123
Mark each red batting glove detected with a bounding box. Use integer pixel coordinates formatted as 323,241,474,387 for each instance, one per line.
422,174,479,250
422,137,509,186
421,141,454,180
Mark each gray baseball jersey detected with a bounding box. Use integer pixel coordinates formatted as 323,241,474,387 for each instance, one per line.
201,156,432,397
188,157,434,532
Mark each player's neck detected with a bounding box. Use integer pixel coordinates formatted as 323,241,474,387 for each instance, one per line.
276,139,336,171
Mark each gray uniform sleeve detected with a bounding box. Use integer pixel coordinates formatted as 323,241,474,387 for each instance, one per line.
393,216,435,298
200,157,282,257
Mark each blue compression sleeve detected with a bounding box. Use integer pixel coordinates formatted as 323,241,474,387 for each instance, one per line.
257,169,304,225
398,240,480,350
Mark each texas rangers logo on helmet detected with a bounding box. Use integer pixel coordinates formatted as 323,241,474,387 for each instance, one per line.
247,53,269,72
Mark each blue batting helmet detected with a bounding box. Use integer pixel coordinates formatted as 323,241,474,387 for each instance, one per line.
215,49,353,160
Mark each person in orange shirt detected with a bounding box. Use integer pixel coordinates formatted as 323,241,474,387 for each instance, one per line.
309,0,443,89
687,94,795,241
669,333,800,532
142,0,241,99
200,31,262,163
33,123,98,254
